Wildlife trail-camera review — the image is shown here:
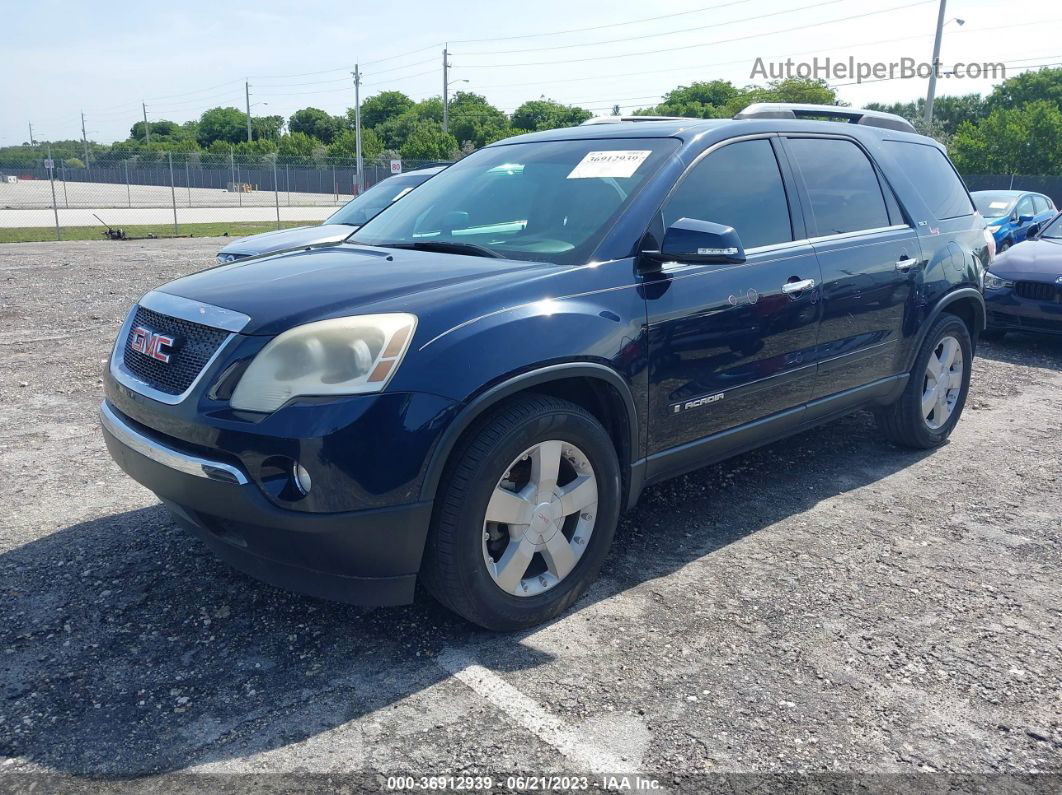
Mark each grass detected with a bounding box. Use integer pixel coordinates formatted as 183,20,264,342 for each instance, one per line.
0,220,316,244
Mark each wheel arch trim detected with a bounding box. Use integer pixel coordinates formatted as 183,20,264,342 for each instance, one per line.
418,362,641,504
906,287,986,370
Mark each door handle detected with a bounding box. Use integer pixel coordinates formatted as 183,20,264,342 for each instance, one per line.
781,278,816,294
895,256,916,272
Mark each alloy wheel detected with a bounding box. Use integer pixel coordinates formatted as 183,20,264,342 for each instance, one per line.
922,335,964,430
482,440,598,597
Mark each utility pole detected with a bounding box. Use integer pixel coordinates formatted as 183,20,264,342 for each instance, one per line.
442,44,450,133
81,111,90,165
245,81,253,142
28,122,34,147
142,102,151,143
353,65,364,194
924,0,947,124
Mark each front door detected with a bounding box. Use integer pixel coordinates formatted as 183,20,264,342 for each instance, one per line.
644,137,822,472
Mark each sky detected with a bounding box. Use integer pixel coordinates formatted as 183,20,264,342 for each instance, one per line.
2,0,1060,146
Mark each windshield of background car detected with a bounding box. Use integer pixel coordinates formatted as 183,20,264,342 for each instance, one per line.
326,173,432,226
1039,212,1062,239
349,138,679,265
973,192,1018,217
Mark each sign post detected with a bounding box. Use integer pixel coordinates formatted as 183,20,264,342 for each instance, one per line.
390,159,402,175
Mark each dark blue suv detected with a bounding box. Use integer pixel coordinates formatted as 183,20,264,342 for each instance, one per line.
101,104,989,630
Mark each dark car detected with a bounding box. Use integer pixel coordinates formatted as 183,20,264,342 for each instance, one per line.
972,189,1056,253
101,103,988,630
982,210,1062,338
215,166,444,263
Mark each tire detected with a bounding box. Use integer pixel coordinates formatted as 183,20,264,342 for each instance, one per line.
981,327,1007,342
875,313,973,449
421,394,621,631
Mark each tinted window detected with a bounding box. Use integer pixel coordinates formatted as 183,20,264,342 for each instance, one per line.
787,138,890,236
325,172,433,225
883,140,974,220
662,139,792,249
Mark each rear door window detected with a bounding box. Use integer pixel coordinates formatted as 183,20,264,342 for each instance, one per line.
882,140,975,220
662,138,793,249
1033,195,1052,214
786,137,891,236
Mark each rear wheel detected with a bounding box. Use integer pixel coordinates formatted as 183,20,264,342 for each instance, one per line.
422,395,621,631
875,314,973,449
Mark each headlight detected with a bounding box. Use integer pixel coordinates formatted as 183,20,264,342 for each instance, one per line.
986,225,1002,234
216,253,239,264
230,313,417,412
983,272,1014,290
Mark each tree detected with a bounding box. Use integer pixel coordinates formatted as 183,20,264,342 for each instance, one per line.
356,91,414,129
987,67,1062,114
375,99,446,150
130,119,182,140
252,115,284,141
276,131,317,159
327,128,383,160
511,99,592,131
866,94,987,136
727,77,838,115
288,107,341,144
447,92,508,149
197,107,249,146
635,80,740,119
399,121,458,160
950,100,1062,175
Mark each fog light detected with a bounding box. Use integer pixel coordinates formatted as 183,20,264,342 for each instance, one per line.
293,463,313,495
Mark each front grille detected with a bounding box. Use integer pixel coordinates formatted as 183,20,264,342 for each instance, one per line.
122,306,229,395
1014,280,1061,302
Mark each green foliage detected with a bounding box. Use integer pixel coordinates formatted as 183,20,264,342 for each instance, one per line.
357,91,414,129
950,100,1062,175
866,94,988,136
327,128,383,159
252,115,284,141
288,107,342,144
197,107,249,146
276,132,317,159
399,121,458,160
511,99,592,131
447,92,508,149
635,80,740,119
987,67,1062,114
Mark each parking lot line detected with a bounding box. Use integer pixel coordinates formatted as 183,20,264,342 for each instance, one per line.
436,648,634,774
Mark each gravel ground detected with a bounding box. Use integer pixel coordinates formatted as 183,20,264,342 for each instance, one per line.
1,239,1060,788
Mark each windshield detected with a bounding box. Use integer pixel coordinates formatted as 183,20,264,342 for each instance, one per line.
325,172,435,226
1040,212,1062,239
350,138,678,265
973,192,1018,217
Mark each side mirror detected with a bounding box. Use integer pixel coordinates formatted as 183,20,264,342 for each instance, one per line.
642,218,746,268
1027,222,1040,238
1018,213,1033,224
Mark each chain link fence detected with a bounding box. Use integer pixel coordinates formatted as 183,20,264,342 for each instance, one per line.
0,154,448,242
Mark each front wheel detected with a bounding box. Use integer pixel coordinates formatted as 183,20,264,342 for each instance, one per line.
422,395,621,631
874,314,973,449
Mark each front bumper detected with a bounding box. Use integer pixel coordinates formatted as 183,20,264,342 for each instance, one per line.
985,289,1062,335
100,401,433,606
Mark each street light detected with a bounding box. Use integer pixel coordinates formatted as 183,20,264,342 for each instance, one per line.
443,79,469,134
925,1,965,124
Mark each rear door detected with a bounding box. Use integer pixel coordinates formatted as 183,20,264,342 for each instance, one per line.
782,135,921,401
644,136,822,466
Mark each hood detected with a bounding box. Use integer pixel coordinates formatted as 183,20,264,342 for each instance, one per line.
218,224,354,256
989,236,1062,281
157,243,556,335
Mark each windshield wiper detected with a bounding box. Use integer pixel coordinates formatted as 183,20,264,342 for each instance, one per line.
379,241,504,259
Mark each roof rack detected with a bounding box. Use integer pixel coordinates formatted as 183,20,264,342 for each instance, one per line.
733,103,916,134
579,115,695,125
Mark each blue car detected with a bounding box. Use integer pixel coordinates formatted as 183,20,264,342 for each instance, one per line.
972,190,1056,253
101,103,989,630
982,210,1062,339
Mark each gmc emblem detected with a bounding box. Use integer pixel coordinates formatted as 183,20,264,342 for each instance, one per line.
130,326,175,363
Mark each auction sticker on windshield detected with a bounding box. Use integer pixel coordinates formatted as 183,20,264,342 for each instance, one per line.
567,150,651,179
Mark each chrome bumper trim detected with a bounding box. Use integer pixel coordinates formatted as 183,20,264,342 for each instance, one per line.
99,402,249,485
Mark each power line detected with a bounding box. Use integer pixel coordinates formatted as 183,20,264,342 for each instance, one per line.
453,0,937,68
458,0,846,56
449,0,756,44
